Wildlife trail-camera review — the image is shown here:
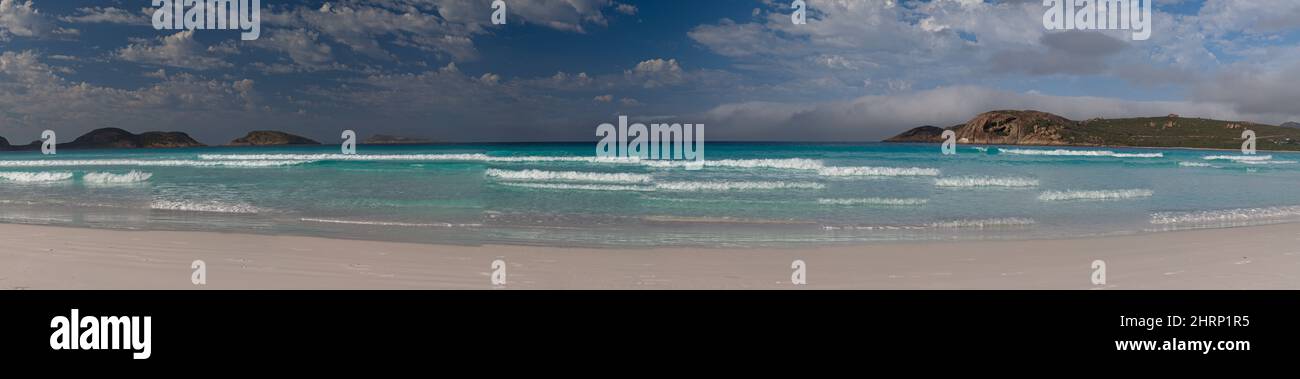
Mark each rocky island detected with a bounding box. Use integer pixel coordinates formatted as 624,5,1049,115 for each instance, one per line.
885,110,1300,151
0,128,205,151
228,131,320,146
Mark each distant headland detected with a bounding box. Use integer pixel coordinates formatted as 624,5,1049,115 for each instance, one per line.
885,110,1300,151
0,129,433,151
0,128,204,151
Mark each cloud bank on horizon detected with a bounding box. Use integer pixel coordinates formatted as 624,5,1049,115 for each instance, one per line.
0,0,1297,143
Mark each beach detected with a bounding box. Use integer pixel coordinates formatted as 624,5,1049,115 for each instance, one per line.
3,222,1297,290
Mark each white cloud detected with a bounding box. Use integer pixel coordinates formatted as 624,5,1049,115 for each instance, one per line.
60,6,150,26
251,28,338,71
116,30,233,70
0,50,264,142
695,86,1271,141
0,0,76,41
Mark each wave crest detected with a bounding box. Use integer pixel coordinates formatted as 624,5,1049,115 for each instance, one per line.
1038,189,1153,201
817,166,940,177
935,176,1039,188
998,148,1162,158
84,171,152,183
485,169,652,183
817,198,928,206
0,171,74,182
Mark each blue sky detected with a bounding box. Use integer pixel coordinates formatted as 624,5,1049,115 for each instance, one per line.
1,0,1298,143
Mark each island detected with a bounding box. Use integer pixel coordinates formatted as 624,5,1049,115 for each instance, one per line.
885,110,1300,151
228,131,321,146
363,134,433,145
0,127,205,151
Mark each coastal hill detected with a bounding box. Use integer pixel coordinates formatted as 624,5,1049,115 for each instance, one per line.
228,131,320,146
0,128,204,151
363,134,432,145
885,110,1300,151
1282,121,1300,128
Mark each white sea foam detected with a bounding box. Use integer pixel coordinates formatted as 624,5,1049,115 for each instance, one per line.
1241,160,1298,165
1038,189,1153,201
498,182,653,192
150,200,264,214
1178,161,1212,167
83,171,153,183
1203,155,1273,162
934,176,1039,188
0,159,312,168
816,166,941,177
998,148,1163,158
643,158,822,170
654,181,825,192
300,218,481,228
197,153,839,172
485,169,652,183
0,171,74,182
1151,206,1300,225
927,217,1037,229
197,153,640,165
817,198,928,206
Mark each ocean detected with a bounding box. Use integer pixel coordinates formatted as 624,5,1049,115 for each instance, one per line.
0,142,1298,247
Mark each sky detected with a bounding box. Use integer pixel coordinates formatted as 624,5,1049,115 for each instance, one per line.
1,0,1298,143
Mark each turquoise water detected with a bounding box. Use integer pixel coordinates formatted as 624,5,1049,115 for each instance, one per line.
0,143,1298,247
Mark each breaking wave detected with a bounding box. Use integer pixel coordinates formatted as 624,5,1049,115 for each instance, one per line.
816,166,941,177
927,217,1037,229
497,182,652,192
149,200,264,214
654,181,825,192
1038,189,1154,201
998,148,1163,158
0,171,74,182
935,176,1039,188
83,171,152,183
485,169,652,183
817,198,928,206
1150,206,1300,225
0,159,312,168
1178,161,1212,167
1202,155,1273,162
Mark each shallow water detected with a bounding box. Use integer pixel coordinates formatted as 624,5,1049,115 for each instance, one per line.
0,143,1297,247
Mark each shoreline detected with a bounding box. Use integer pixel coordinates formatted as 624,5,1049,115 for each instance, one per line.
2,221,1297,290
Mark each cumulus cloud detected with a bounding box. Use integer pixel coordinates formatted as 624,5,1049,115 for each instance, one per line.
60,6,150,26
116,30,233,70
0,0,77,41
251,28,338,71
0,50,264,142
695,86,1263,141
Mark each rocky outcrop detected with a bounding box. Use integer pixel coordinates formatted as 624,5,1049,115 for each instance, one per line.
64,128,206,149
0,128,205,151
228,131,320,146
363,134,432,144
885,110,1075,145
880,125,947,143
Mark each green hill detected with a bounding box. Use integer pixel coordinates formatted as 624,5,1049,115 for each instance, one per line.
885,110,1300,151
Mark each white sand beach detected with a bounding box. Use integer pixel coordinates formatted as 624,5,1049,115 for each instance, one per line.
1,222,1298,290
